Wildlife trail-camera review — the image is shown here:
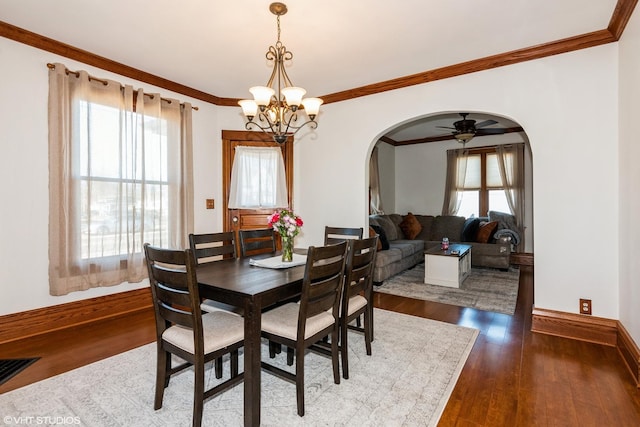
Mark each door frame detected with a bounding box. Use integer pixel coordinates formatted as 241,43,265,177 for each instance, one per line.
221,130,294,234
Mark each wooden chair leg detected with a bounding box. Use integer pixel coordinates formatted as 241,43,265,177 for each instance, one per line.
296,345,305,417
193,360,205,427
341,321,349,379
231,349,239,377
155,348,168,409
365,309,372,355
287,347,294,366
331,328,341,385
269,341,280,358
215,357,223,379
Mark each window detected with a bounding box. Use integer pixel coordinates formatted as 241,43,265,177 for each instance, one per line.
456,150,512,218
228,146,288,208
48,63,193,295
78,101,170,259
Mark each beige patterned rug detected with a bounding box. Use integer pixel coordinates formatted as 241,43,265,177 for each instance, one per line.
0,309,478,427
376,263,520,315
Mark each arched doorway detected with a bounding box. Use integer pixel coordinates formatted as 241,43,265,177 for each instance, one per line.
368,110,533,254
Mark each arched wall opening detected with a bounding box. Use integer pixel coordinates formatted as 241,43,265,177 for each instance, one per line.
366,110,534,254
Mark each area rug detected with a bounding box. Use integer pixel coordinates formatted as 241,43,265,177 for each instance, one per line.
376,263,520,315
0,309,478,427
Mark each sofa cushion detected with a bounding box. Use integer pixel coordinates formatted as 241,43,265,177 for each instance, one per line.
476,221,498,243
389,239,424,258
369,224,390,250
387,214,405,239
430,216,465,241
371,215,398,241
413,215,434,240
373,247,403,268
399,213,422,240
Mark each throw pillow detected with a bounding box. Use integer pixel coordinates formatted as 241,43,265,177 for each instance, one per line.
462,217,481,242
476,221,498,243
369,226,382,251
399,212,422,240
370,224,390,250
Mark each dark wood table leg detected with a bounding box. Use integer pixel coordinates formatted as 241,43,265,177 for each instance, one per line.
243,297,261,427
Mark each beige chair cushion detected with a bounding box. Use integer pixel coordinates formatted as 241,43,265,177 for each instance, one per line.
162,311,244,354
347,295,367,316
262,302,335,340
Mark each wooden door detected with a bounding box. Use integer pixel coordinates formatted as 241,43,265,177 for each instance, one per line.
221,130,293,246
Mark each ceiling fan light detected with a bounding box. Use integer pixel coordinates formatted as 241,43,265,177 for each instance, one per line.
455,132,475,143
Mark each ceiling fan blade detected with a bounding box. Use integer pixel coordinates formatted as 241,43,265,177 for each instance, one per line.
475,128,507,135
436,126,456,130
475,119,498,128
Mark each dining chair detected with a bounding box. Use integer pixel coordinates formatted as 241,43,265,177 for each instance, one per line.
189,231,242,314
260,241,348,416
189,232,244,379
324,226,363,245
143,243,245,427
339,236,378,379
238,228,277,258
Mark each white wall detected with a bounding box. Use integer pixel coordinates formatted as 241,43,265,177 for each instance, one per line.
284,44,620,322
618,7,640,342
1,28,634,344
0,37,232,315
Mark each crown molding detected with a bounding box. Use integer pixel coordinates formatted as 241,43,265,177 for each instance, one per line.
0,0,636,106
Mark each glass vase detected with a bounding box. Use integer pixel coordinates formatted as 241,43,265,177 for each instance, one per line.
281,236,293,262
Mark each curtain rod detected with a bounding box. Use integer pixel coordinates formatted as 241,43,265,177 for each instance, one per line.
46,63,198,111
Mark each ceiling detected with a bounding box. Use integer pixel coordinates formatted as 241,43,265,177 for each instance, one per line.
0,0,624,142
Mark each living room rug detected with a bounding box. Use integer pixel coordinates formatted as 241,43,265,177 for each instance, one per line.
0,309,478,427
376,263,520,315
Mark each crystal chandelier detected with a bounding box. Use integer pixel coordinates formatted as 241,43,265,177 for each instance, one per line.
238,2,323,144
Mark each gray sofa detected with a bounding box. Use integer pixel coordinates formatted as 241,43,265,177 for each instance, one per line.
369,213,513,284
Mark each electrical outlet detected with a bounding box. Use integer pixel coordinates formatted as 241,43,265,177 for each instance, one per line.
580,298,592,315
206,199,215,209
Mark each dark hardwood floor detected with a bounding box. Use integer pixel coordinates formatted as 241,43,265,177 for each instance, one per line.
2,264,640,425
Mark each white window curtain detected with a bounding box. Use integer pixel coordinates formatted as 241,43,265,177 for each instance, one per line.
228,146,288,208
48,63,194,296
496,144,525,248
369,146,384,214
441,148,470,215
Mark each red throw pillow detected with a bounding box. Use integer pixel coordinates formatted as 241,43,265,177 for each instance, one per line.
399,213,422,240
476,221,498,243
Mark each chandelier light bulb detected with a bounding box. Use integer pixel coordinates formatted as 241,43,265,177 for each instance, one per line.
249,86,275,107
281,86,306,108
301,97,323,119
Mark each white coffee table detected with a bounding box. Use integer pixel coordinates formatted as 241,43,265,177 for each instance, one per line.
424,244,472,288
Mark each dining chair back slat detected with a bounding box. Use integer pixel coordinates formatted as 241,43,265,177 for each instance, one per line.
239,228,277,257
324,226,363,245
189,232,236,264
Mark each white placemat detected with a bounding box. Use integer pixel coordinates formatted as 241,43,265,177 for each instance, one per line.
249,253,307,269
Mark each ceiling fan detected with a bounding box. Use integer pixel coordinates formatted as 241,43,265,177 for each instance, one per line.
437,113,510,144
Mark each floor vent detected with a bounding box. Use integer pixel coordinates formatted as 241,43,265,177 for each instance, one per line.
0,358,39,385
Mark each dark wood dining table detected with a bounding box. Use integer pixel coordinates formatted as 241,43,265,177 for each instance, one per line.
196,255,306,427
